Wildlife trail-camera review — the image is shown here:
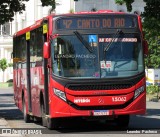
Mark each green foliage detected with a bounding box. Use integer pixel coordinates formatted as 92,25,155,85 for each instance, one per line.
142,0,160,68
0,0,29,25
41,0,55,10
0,58,8,72
115,0,125,5
143,0,160,20
69,9,74,13
115,0,134,12
0,0,56,25
146,85,159,94
8,63,13,67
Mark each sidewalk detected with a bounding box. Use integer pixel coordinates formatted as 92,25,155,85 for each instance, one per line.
0,118,10,128
0,87,23,136
0,118,23,136
0,87,13,129
147,93,160,102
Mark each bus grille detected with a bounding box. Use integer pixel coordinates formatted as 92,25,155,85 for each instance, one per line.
68,98,133,110
67,84,133,91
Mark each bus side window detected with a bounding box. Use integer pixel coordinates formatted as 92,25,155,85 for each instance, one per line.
36,27,43,60
34,27,43,67
16,37,21,61
20,36,26,68
13,37,18,69
14,36,25,69
21,37,26,61
30,30,36,67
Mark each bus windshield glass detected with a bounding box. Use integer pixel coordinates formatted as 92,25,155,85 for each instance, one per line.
51,33,144,79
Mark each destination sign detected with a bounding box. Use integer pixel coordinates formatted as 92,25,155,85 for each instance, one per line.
56,16,137,30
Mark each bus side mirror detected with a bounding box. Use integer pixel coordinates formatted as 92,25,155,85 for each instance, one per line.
143,40,148,55
43,42,50,59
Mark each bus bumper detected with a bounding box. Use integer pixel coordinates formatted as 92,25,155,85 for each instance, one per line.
49,92,146,118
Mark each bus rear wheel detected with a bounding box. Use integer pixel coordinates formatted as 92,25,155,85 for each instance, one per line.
22,98,31,123
41,101,47,127
116,115,130,127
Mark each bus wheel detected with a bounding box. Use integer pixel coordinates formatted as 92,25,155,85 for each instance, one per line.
22,98,31,123
41,102,47,127
116,115,130,127
47,118,59,130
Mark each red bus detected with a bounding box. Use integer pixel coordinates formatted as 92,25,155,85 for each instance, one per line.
13,10,148,129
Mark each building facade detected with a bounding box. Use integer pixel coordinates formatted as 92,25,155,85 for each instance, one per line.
75,0,145,14
0,22,13,82
0,0,145,82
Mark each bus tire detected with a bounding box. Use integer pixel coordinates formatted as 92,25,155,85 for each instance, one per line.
22,97,31,123
47,118,59,130
116,115,130,127
41,102,47,127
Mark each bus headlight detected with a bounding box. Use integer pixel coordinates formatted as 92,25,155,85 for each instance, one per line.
134,86,145,99
54,88,67,102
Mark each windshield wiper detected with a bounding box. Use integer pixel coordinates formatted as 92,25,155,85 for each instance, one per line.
103,29,122,61
74,31,93,53
104,29,122,52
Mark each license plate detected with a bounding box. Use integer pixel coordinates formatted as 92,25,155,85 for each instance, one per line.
93,110,109,116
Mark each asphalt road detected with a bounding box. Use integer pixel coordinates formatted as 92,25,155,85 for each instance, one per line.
0,88,160,137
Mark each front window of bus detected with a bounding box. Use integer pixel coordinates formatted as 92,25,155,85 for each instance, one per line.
51,33,144,79
99,33,144,78
51,35,99,78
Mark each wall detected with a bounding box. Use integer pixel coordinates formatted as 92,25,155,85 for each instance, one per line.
117,0,146,14
0,29,13,82
56,0,73,14
75,0,110,12
75,0,145,14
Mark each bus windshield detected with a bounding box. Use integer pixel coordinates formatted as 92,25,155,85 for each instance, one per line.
51,33,144,79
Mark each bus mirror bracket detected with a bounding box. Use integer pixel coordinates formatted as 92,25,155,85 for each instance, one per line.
43,42,50,59
143,40,148,56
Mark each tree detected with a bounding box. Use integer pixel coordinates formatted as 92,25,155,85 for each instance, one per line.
0,58,8,82
41,0,55,8
0,0,56,25
115,0,134,12
142,0,160,68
